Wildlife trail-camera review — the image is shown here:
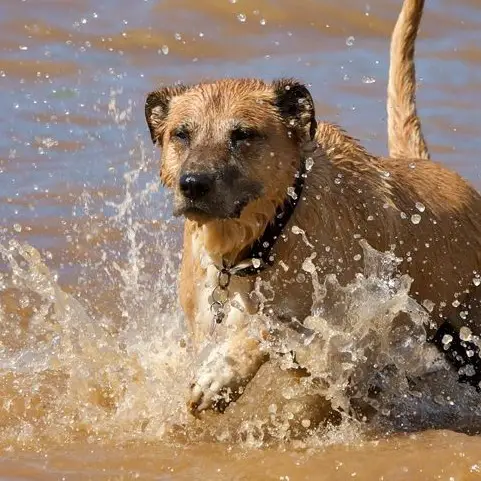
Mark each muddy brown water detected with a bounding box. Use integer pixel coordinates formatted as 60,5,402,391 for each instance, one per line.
1,0,481,479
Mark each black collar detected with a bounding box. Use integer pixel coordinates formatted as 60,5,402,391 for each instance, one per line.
233,157,307,277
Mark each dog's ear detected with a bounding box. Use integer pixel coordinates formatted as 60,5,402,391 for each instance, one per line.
145,85,188,145
272,78,317,142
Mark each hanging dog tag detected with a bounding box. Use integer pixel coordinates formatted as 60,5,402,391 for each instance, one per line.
209,304,226,335
214,310,225,324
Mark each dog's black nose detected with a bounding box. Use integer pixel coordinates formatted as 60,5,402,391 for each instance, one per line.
179,173,214,200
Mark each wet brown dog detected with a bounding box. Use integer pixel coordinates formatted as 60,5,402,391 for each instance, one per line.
145,0,481,416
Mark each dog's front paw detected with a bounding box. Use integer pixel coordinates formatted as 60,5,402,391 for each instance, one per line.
188,336,266,416
189,360,240,415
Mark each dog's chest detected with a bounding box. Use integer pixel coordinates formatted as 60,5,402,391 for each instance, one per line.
190,233,257,343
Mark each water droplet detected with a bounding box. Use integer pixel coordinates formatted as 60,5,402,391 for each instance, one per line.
260,18,267,26
361,76,376,84
411,214,421,225
174,33,182,41
305,157,314,171
19,45,28,51
279,261,289,272
13,223,22,233
301,419,311,428
452,299,460,308
161,45,169,55
237,13,247,22
381,170,390,178
353,254,361,261
415,202,425,213
442,334,453,346
460,310,468,320
252,258,261,269
346,36,355,47
296,273,306,283
422,299,435,313
287,186,297,200
460,326,472,341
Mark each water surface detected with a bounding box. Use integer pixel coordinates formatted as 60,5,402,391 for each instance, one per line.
1,0,481,479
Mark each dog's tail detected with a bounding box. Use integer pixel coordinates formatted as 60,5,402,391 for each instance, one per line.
387,0,430,160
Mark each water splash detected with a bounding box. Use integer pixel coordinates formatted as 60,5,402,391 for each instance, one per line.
0,132,193,447
1,97,480,449
3,208,481,450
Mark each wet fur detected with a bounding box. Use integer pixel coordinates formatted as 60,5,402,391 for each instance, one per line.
388,0,430,159
145,0,481,415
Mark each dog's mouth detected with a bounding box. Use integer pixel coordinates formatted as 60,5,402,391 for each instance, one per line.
175,205,219,223
173,197,253,222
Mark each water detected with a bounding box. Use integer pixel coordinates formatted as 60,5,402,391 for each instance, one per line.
1,0,481,478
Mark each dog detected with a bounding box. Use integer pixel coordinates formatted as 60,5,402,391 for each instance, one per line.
145,0,481,417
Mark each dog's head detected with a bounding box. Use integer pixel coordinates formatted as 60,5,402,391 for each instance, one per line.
145,78,317,223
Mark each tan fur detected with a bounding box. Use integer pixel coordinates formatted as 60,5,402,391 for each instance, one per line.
387,0,430,160
146,0,481,416
156,79,307,261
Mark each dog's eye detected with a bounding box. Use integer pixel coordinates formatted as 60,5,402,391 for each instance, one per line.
230,127,260,146
172,127,190,142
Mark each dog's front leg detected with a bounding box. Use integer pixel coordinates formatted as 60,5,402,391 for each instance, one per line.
189,312,267,416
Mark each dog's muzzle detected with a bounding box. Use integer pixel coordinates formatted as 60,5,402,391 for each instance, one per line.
179,172,215,201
